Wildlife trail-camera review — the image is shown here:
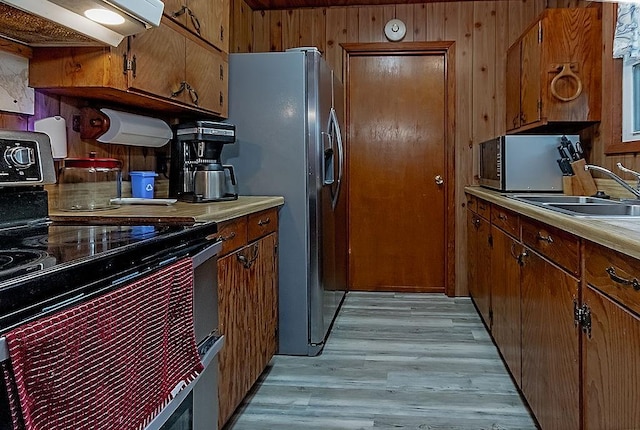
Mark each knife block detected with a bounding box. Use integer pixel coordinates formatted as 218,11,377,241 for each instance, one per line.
565,159,598,196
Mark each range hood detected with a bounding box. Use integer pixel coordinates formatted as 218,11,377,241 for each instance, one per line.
0,0,164,47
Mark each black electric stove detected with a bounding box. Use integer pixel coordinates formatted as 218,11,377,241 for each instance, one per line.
0,130,218,335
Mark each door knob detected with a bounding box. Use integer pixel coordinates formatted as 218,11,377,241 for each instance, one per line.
435,175,444,185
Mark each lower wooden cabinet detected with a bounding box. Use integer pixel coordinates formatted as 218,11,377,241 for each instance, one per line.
490,226,522,386
582,241,640,430
217,209,279,427
520,249,580,430
467,210,492,328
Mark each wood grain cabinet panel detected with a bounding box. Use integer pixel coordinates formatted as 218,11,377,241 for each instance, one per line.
476,198,491,221
217,213,278,428
584,241,640,316
216,217,248,256
490,226,523,387
467,210,492,329
505,8,601,133
491,205,519,239
164,0,229,53
522,216,579,277
29,17,228,117
582,285,640,430
520,249,580,430
248,208,278,242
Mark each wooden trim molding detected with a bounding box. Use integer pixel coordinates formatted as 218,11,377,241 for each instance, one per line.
341,41,457,297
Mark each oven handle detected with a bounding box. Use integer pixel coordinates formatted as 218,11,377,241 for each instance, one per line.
191,239,222,269
0,337,7,362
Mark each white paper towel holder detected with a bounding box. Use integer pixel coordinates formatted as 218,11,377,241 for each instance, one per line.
75,107,172,148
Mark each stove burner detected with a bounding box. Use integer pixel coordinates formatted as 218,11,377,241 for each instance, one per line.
0,249,52,280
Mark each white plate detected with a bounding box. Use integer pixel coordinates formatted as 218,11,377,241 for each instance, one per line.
110,198,177,206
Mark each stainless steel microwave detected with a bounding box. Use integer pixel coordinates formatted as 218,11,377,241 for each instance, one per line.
478,135,578,192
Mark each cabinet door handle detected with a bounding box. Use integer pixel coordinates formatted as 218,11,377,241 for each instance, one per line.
218,231,236,242
171,81,187,98
472,217,480,228
237,243,259,269
258,217,271,226
497,213,507,221
435,175,444,185
550,63,583,102
605,266,640,291
536,232,553,243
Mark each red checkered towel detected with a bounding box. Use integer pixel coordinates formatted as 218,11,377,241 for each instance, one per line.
4,258,203,430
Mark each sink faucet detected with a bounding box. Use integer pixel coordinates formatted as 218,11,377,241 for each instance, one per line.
584,163,640,199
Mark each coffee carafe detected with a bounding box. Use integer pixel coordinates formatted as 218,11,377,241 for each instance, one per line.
169,121,238,202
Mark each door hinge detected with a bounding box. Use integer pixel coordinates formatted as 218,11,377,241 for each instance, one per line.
574,300,592,338
489,308,494,326
537,99,542,113
488,234,493,248
123,54,137,78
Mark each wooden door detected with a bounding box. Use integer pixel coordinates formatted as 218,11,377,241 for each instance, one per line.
520,21,542,127
129,19,185,102
583,285,640,430
491,226,522,386
521,250,580,430
347,49,448,293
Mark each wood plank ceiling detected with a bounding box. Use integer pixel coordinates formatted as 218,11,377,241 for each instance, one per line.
245,0,474,10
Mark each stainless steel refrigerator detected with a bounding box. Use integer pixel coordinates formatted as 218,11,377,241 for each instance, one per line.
224,48,347,356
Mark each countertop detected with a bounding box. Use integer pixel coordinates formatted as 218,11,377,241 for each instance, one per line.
49,196,285,225
465,186,640,260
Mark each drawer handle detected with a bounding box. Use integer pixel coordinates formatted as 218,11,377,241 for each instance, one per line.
497,213,507,221
258,217,271,226
478,204,486,210
219,232,236,242
605,267,640,291
536,232,553,244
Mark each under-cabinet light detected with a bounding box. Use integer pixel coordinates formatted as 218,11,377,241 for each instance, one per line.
84,8,125,25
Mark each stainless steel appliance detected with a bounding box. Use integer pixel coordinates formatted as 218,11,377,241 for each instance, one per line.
169,121,238,203
0,130,223,430
225,47,346,356
478,134,579,192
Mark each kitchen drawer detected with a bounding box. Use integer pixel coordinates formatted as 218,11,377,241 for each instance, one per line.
522,217,579,276
248,208,278,242
491,205,519,239
585,241,640,316
216,217,248,256
466,193,477,214
477,198,491,220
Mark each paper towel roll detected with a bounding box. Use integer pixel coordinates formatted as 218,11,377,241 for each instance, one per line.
34,116,67,159
97,108,172,147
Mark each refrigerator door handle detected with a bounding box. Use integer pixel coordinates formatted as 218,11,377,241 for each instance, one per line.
330,107,344,210
322,130,335,186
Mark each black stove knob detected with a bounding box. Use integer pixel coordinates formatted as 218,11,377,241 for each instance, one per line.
4,146,34,169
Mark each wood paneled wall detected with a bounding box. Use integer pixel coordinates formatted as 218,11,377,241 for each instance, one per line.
231,0,581,295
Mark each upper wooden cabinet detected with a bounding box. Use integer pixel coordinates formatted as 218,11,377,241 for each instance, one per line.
163,0,229,53
29,17,228,118
506,8,602,133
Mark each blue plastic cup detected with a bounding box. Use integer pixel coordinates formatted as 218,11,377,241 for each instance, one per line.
130,171,157,198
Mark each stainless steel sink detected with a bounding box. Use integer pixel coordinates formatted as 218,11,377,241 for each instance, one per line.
506,194,640,218
508,194,613,205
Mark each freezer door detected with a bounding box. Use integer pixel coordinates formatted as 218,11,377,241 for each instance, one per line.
311,54,346,348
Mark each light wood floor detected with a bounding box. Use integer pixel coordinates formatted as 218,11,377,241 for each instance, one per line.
224,292,538,430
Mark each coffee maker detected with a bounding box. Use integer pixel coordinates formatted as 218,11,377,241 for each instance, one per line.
169,121,238,202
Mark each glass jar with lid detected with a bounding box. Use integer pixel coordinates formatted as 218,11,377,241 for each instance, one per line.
58,152,122,211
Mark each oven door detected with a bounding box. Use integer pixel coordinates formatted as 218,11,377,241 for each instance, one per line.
149,334,224,430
